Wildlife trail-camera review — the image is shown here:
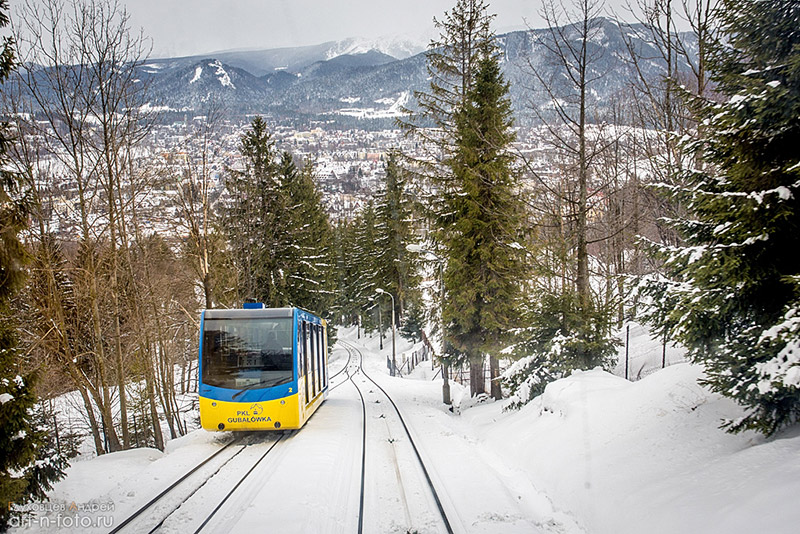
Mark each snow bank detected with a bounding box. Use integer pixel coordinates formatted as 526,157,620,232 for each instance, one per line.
45,448,163,505
349,322,800,533
484,364,800,534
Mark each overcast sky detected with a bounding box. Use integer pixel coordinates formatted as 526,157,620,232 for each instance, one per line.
125,0,551,58
9,0,641,59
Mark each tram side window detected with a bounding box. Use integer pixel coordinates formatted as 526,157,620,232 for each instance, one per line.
314,325,321,392
310,322,318,397
315,325,321,392
317,326,322,389
317,325,322,393
310,324,316,395
297,322,304,378
303,321,310,401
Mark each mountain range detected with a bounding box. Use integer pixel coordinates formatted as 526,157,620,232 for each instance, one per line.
84,18,698,128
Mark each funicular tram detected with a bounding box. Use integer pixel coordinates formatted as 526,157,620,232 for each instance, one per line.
198,305,328,431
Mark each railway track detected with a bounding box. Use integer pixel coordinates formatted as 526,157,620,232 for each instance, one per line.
340,339,456,534
111,340,454,533
109,344,352,533
328,343,354,392
110,432,292,534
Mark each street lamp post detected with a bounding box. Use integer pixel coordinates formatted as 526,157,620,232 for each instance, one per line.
378,301,383,350
376,288,396,377
406,244,451,405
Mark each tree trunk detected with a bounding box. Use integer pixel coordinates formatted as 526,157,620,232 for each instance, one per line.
489,355,502,400
203,271,213,309
68,367,105,455
144,339,165,450
157,337,177,440
576,13,590,313
98,392,122,452
88,252,122,453
469,354,485,397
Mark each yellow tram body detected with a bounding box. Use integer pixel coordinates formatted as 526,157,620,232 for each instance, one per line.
199,389,327,431
198,306,328,431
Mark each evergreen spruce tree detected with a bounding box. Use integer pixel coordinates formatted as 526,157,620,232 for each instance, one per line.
400,0,494,153
502,290,619,408
402,0,504,400
1,2,66,526
399,0,495,252
332,218,361,324
646,0,800,435
373,152,419,326
400,299,425,344
0,134,36,529
223,117,290,306
279,153,335,316
224,119,335,315
442,52,528,398
352,202,382,333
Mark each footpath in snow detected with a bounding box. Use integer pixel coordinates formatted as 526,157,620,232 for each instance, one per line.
11,325,800,533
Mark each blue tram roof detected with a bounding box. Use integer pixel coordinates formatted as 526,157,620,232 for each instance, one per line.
202,307,324,323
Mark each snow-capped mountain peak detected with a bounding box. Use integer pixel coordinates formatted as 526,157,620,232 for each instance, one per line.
325,35,428,61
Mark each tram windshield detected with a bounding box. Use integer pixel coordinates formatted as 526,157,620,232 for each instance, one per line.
202,317,294,390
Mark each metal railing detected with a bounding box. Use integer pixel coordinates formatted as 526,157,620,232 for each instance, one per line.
388,341,431,376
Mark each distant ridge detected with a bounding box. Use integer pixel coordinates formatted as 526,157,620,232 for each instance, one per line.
147,36,426,77
23,19,695,129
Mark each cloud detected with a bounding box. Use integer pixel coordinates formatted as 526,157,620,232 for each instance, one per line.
123,0,540,58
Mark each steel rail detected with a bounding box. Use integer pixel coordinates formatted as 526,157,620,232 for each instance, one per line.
192,432,291,533
341,339,455,534
345,342,368,534
109,436,243,534
328,344,355,392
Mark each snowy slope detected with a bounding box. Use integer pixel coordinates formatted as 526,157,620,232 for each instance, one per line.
11,327,800,533
355,327,800,534
482,364,800,533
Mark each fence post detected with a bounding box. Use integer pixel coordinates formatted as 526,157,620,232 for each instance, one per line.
625,324,630,380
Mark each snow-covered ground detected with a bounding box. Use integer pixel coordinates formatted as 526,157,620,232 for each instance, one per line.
11,325,800,533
